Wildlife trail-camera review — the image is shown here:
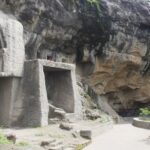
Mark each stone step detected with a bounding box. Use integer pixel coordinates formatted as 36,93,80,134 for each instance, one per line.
40,139,57,147
47,139,64,150
50,141,63,147
41,140,64,150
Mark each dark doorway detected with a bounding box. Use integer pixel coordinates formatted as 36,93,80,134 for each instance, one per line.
44,67,75,113
0,77,13,126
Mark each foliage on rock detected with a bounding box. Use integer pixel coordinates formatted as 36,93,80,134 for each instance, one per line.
0,133,12,145
87,0,100,11
139,107,150,118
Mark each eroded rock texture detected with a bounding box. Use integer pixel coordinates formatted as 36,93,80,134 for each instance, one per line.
0,0,150,112
83,0,150,112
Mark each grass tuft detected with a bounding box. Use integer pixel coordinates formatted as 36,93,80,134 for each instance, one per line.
0,132,13,145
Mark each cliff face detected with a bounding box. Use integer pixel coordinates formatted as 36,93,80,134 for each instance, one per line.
0,0,150,112
82,0,150,112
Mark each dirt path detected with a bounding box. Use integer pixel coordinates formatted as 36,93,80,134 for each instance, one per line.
84,124,150,150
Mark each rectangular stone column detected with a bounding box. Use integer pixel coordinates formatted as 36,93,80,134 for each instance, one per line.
20,60,49,127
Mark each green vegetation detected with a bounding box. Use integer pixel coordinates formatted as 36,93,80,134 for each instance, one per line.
87,0,100,11
0,132,12,145
75,143,89,150
87,0,99,5
75,141,91,150
100,114,111,123
139,107,150,118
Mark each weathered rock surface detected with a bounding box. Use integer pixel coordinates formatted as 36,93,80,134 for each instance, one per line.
41,139,64,150
59,122,73,131
80,0,150,112
0,0,150,113
85,109,101,120
0,0,81,60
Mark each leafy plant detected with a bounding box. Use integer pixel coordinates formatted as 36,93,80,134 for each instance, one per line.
0,132,12,145
75,143,88,150
139,107,150,118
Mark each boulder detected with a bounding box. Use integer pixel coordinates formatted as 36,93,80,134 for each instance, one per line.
40,139,56,147
80,129,92,140
6,133,16,144
59,123,73,131
85,109,101,120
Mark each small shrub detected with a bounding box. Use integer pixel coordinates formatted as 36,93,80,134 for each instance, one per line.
75,144,86,150
99,114,111,123
0,132,12,145
139,107,150,118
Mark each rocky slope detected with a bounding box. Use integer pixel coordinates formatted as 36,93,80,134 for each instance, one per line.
0,0,150,114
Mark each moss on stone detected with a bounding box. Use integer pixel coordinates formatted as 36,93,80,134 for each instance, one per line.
87,0,100,11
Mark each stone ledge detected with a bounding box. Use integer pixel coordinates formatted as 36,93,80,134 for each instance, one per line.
0,72,22,77
25,59,75,71
132,117,150,129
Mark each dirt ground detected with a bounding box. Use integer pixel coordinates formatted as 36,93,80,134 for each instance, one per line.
0,118,113,150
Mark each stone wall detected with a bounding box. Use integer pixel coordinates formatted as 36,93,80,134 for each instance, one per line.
0,12,25,76
18,60,48,127
0,13,25,127
0,78,13,126
0,77,21,127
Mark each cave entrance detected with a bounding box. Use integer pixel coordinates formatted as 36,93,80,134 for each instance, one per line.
118,102,149,117
118,108,140,117
0,77,13,126
44,66,75,113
